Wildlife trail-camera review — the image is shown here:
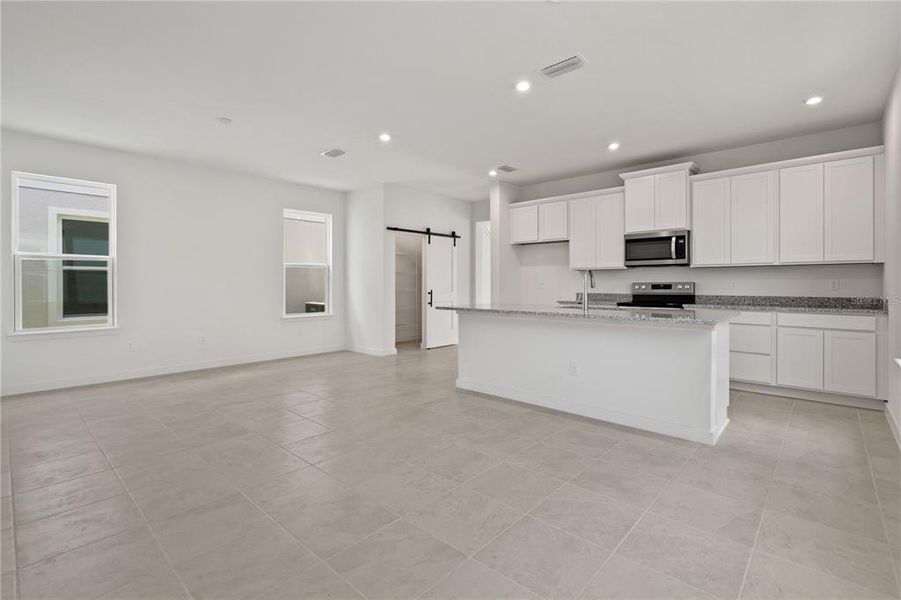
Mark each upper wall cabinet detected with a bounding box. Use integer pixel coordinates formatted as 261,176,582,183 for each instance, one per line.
779,163,824,263
691,177,731,266
824,156,874,262
568,191,625,270
509,199,568,244
621,163,698,233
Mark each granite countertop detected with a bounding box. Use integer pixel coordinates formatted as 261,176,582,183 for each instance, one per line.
437,303,739,326
557,294,888,317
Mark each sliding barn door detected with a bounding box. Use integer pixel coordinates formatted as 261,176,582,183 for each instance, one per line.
422,235,457,349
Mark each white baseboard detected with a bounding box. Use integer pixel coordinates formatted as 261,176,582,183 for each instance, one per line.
887,409,901,451
457,378,723,445
2,345,348,397
730,381,885,411
348,346,397,357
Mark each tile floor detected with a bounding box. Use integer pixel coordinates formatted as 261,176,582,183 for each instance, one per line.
0,345,899,599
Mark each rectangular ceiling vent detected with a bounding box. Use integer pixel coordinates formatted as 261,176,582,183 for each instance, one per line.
540,55,586,79
496,165,518,173
320,148,346,158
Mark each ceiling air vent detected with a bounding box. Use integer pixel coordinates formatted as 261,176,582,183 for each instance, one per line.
320,148,346,158
540,55,586,79
496,165,518,173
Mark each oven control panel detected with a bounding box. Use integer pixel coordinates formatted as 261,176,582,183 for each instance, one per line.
630,281,695,295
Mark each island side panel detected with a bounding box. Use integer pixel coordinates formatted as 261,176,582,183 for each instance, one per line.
456,312,726,444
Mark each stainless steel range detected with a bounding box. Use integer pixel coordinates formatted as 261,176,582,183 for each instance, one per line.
616,281,696,309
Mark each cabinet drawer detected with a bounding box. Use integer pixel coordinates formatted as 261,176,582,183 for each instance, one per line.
730,352,772,383
776,313,876,331
730,311,773,326
730,324,772,354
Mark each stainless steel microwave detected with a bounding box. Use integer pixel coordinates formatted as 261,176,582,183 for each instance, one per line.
624,230,690,267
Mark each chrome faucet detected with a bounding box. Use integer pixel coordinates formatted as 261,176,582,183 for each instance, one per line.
581,270,595,314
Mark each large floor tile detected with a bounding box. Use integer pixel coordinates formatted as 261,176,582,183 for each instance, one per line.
742,550,896,599
531,483,642,550
246,466,399,558
757,510,898,597
413,445,500,483
258,562,363,599
571,458,671,510
17,526,181,600
15,494,144,566
676,459,772,506
422,558,540,600
465,463,563,512
14,469,124,525
328,520,465,599
174,523,318,600
616,513,752,599
407,488,522,555
1,528,14,574
453,428,536,460
193,433,309,488
541,428,621,459
775,457,878,504
509,442,594,480
580,554,716,600
11,448,110,493
475,516,609,599
600,439,695,479
650,481,762,546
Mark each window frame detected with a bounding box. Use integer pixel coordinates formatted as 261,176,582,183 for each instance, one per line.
10,171,118,335
282,208,332,319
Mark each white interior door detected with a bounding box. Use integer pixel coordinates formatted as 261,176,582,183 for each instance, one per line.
422,235,457,349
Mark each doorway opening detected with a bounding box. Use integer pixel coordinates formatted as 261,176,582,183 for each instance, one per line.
394,233,422,347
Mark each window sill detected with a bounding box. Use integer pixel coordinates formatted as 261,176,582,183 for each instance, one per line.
7,325,120,340
282,313,334,321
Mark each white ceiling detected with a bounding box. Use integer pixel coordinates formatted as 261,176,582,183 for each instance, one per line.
3,2,899,201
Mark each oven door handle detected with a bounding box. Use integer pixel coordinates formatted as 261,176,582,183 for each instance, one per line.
671,236,677,259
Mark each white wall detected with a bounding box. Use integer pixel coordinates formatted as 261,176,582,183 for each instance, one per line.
2,129,346,395
494,124,886,305
883,62,901,440
345,185,387,355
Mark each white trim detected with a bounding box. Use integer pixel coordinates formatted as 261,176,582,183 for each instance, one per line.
691,145,885,181
11,171,117,334
0,344,348,397
730,381,885,410
282,208,332,318
348,345,398,357
457,377,726,445
619,161,699,180
7,325,119,339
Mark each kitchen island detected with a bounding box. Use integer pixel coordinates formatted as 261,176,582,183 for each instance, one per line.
437,304,739,444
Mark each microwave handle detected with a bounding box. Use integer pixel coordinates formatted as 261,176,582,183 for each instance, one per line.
671,236,677,259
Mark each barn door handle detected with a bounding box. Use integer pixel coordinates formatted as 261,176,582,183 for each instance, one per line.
428,290,434,307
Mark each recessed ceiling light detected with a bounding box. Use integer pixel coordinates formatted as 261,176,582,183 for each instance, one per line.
804,95,823,106
379,133,392,142
488,170,498,177
320,148,346,158
515,80,532,93
608,142,620,151
217,117,233,125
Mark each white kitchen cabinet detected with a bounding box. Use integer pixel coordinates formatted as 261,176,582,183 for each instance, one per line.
539,200,568,242
691,177,730,266
825,156,874,262
621,163,696,233
624,176,655,233
731,171,776,264
777,327,824,390
510,204,539,244
824,330,876,397
655,170,689,230
731,352,773,384
779,163,824,263
596,192,625,268
568,192,625,270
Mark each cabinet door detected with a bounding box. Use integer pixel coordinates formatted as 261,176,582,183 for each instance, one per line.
691,177,730,266
624,176,655,233
596,192,625,268
509,205,538,244
568,197,597,269
731,171,776,264
824,330,876,397
825,156,874,262
779,164,824,263
655,170,689,230
777,327,824,390
539,201,568,241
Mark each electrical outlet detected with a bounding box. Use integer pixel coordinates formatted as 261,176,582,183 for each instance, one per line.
729,280,736,290
569,361,580,376
127,342,134,351
828,279,840,290
199,336,205,344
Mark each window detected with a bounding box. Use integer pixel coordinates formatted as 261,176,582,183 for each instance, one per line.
12,172,116,333
283,209,331,317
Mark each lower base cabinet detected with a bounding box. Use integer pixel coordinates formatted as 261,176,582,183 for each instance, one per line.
824,330,876,397
776,327,824,390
